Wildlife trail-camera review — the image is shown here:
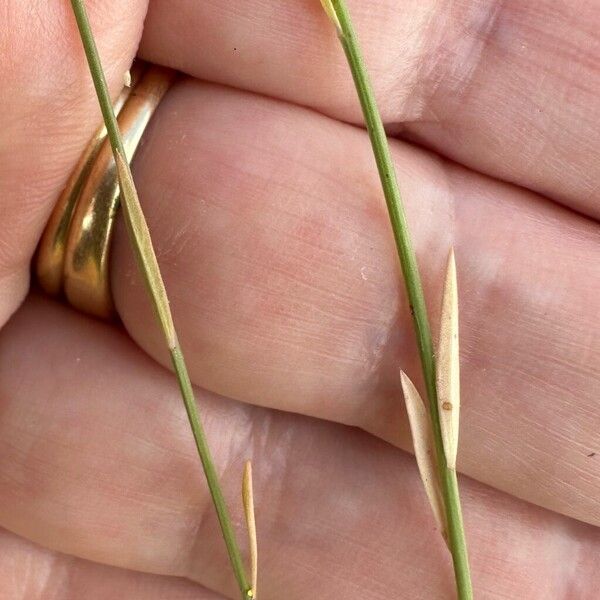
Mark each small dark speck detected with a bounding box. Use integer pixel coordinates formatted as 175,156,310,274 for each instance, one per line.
234,47,237,51
588,452,596,458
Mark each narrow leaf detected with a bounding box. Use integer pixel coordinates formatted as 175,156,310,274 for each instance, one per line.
319,0,342,32
115,152,177,349
242,461,258,598
400,371,446,535
436,249,460,470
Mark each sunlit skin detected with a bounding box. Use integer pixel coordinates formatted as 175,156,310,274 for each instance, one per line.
0,1,599,598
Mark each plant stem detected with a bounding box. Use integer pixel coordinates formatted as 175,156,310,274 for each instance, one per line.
171,347,250,596
69,2,251,597
329,1,472,597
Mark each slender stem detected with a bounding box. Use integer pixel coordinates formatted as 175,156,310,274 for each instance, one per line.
171,348,249,592
330,1,472,597
68,2,251,598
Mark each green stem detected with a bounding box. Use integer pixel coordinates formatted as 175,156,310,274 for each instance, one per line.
330,1,472,597
69,2,251,598
171,347,249,592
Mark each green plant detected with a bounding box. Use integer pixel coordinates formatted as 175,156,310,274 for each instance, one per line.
68,0,472,595
69,2,256,598
318,1,473,597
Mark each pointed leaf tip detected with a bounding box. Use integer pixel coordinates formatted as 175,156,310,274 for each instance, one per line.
319,0,342,32
400,371,446,535
436,249,460,470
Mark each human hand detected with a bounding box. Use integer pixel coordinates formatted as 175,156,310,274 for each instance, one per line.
0,1,598,598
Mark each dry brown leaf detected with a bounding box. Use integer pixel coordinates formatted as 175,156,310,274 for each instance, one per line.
436,249,460,470
115,152,177,349
242,461,258,598
400,371,446,535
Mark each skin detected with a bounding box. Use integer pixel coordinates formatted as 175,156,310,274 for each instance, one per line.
0,1,598,598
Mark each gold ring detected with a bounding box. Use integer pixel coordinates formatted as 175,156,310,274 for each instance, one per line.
36,63,176,319
36,62,146,296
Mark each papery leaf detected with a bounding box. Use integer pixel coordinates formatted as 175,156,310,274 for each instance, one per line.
115,152,177,349
400,371,446,535
437,249,460,470
242,461,258,598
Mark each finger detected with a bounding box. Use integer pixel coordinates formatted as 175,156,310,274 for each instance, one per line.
0,0,146,325
0,528,222,600
1,297,599,599
141,0,600,218
111,80,600,525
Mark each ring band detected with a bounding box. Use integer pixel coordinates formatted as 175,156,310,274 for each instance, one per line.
36,63,176,319
36,62,146,296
